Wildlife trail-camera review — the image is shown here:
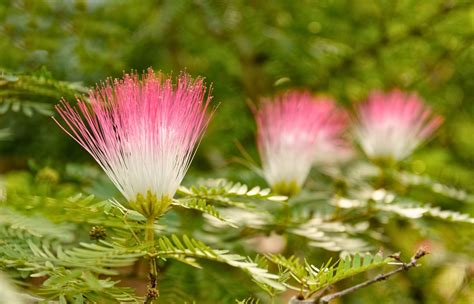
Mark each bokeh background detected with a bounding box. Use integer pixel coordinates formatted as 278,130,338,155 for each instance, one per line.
1,0,473,188
0,0,473,303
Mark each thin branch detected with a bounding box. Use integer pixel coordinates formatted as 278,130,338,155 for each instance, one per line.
319,249,427,304
306,285,333,300
144,217,159,304
144,267,158,304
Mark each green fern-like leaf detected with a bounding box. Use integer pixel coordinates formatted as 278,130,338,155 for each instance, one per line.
236,297,261,304
290,217,371,253
0,207,75,242
177,179,287,208
36,270,140,303
396,171,474,203
269,252,393,297
0,71,87,116
155,234,285,291
376,201,474,224
172,198,237,227
326,253,390,286
10,240,145,276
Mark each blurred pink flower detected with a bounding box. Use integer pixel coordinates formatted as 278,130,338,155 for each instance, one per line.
355,89,443,161
54,69,212,207
255,91,347,195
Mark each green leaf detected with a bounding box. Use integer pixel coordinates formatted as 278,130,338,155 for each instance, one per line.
177,179,287,207
270,252,394,295
156,235,284,291
172,198,237,227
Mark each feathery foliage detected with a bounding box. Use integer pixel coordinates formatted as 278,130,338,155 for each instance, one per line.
268,253,394,299
0,70,86,116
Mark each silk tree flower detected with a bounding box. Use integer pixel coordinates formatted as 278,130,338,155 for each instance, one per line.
256,91,347,196
53,69,212,218
355,89,443,163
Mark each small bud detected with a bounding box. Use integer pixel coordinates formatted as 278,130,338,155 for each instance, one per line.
414,248,428,259
146,287,159,299
89,226,107,241
35,167,60,184
388,252,402,262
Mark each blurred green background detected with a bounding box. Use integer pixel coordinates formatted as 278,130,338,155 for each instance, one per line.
1,0,472,191
0,1,473,303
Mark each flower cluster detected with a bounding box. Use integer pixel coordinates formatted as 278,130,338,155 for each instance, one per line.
54,68,443,205
54,69,212,218
254,89,443,196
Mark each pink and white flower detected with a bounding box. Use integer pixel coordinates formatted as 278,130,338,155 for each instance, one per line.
54,69,212,216
355,89,443,161
255,91,347,196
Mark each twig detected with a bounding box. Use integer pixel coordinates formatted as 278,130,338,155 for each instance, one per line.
144,217,159,304
306,285,333,300
144,270,158,304
319,249,427,303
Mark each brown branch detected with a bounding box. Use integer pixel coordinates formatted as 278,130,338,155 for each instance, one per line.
318,249,428,304
144,271,158,304
306,285,333,300
144,217,159,304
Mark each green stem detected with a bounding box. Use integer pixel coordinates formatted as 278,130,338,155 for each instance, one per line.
145,216,155,243
376,167,386,189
